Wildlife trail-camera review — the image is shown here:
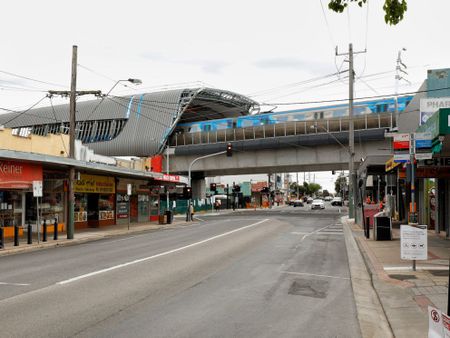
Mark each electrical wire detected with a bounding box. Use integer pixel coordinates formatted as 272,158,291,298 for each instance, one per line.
263,85,450,106
247,70,346,98
0,96,49,126
0,69,66,88
49,96,69,156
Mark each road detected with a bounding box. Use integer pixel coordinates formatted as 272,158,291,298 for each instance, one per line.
0,205,361,338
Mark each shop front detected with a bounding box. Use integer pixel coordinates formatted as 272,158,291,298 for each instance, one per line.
116,179,157,224
74,173,115,228
0,160,43,237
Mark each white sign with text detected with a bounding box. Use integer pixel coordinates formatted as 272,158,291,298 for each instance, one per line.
401,224,428,260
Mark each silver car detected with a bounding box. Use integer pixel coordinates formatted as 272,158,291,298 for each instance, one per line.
311,199,325,210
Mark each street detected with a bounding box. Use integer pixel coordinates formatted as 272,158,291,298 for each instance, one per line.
0,206,360,338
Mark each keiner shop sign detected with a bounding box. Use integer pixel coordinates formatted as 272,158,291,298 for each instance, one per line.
0,161,43,189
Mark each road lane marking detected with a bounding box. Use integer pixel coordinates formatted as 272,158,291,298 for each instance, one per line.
300,225,331,242
0,282,30,286
281,271,350,280
58,218,270,285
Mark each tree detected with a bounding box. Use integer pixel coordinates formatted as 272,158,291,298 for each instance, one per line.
335,173,347,196
328,0,407,25
323,189,330,197
307,183,322,195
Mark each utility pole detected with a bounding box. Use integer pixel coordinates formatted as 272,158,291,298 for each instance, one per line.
336,43,366,219
49,46,101,239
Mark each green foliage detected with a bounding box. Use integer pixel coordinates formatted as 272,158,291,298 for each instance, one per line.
323,189,330,197
334,173,347,195
328,0,407,25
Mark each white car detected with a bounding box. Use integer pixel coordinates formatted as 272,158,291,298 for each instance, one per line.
311,199,325,210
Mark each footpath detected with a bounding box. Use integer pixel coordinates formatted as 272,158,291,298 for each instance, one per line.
342,216,449,338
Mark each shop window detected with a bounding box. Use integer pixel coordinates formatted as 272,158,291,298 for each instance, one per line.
42,180,65,223
99,194,115,220
74,194,88,222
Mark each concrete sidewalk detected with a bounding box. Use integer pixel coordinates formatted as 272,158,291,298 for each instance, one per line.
0,218,187,257
343,216,449,338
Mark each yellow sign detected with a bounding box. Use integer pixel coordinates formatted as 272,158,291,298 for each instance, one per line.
385,157,400,172
74,174,115,194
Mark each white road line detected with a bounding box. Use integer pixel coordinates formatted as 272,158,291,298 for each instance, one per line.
57,219,270,285
300,225,331,242
0,282,30,286
281,271,350,280
384,266,449,271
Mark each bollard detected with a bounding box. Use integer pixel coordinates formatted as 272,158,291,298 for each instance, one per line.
0,228,4,249
53,220,58,240
27,223,32,244
14,225,19,246
43,220,47,242
365,217,371,239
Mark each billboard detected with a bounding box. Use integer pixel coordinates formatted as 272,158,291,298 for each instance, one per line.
419,97,450,125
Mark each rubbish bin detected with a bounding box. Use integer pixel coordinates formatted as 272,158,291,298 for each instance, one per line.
165,210,173,224
374,212,392,240
158,214,166,225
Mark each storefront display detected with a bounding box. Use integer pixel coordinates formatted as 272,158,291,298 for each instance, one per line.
74,174,115,227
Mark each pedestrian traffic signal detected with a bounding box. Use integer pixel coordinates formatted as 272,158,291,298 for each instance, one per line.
183,186,192,199
226,142,232,157
210,183,217,192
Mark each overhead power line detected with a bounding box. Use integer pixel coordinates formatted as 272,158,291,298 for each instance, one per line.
0,69,66,88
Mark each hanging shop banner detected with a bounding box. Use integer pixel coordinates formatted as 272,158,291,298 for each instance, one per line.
385,157,401,172
0,161,43,189
74,174,115,194
400,224,427,260
393,133,410,150
116,193,129,219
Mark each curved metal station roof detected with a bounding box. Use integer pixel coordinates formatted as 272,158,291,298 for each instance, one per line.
0,87,258,157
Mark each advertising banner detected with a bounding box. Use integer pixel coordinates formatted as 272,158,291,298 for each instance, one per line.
74,174,115,194
0,161,43,189
420,97,450,126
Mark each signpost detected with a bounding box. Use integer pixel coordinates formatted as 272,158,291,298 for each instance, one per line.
33,181,43,243
127,184,132,230
401,224,428,261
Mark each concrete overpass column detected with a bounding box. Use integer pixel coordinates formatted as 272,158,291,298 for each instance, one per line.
192,178,206,200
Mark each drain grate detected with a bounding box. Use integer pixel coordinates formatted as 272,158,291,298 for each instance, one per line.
389,274,417,281
288,278,329,298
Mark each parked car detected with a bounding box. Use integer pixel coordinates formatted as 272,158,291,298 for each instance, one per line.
306,197,314,204
311,199,325,210
331,197,343,206
292,199,304,207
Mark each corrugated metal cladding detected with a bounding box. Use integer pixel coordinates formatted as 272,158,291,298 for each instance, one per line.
0,87,258,157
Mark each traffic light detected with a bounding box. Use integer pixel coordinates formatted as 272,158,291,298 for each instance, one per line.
233,185,240,193
261,187,269,194
183,186,192,199
226,142,232,157
332,170,336,175
210,183,217,192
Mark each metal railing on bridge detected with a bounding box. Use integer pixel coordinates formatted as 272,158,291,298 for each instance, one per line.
169,113,395,147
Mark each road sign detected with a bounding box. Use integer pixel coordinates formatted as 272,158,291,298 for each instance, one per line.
415,132,433,149
393,133,410,150
32,180,43,197
127,183,132,196
428,305,450,338
401,224,428,260
415,153,433,160
394,153,410,163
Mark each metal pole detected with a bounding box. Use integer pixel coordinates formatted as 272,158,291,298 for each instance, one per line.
37,197,40,244
166,147,170,212
348,43,356,219
410,132,417,271
187,151,227,221
67,45,77,240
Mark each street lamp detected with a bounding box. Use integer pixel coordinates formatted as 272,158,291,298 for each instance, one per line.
107,78,142,96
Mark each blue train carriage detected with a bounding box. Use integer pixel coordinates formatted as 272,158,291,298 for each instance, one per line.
176,118,235,133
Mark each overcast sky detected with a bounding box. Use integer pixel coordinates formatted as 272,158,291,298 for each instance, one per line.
1,0,449,191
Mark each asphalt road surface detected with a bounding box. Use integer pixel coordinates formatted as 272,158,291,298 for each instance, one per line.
0,205,360,338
